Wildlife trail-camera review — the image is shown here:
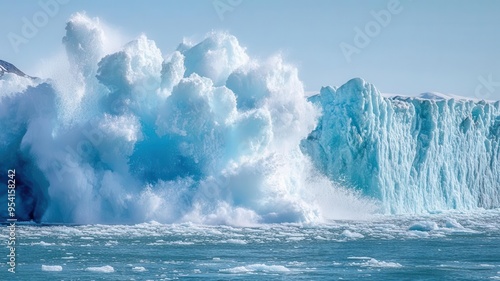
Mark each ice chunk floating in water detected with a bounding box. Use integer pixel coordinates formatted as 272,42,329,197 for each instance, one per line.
0,13,499,225
41,265,63,272
85,265,115,273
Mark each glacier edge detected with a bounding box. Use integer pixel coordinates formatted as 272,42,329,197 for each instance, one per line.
302,78,500,213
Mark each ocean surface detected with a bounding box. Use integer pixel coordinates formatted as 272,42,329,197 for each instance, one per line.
2,209,499,281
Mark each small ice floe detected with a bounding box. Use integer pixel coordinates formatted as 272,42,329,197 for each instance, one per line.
80,236,94,240
444,218,464,229
408,221,438,231
169,241,195,245
347,257,402,268
226,239,247,244
220,263,290,273
132,266,146,272
41,265,63,272
341,230,364,239
86,265,115,273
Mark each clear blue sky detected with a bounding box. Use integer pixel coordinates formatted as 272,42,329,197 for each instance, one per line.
1,0,499,99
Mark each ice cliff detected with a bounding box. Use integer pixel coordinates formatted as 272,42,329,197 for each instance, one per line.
302,78,500,213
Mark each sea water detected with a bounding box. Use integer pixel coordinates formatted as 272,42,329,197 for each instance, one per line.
2,210,499,280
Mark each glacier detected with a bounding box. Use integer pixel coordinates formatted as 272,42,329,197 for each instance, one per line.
302,78,500,213
0,12,499,225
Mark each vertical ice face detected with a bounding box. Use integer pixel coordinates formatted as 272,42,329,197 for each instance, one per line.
1,13,377,224
303,78,500,213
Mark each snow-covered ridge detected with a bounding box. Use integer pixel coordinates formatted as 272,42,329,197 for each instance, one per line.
0,60,40,97
303,78,500,213
0,59,32,78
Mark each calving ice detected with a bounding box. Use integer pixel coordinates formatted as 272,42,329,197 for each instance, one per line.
0,12,499,226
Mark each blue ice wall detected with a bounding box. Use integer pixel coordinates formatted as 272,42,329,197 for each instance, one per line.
302,78,500,213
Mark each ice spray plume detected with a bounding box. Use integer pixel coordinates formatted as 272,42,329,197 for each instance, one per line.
0,13,377,225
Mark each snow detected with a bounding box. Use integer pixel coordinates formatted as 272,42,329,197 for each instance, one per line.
0,59,30,77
